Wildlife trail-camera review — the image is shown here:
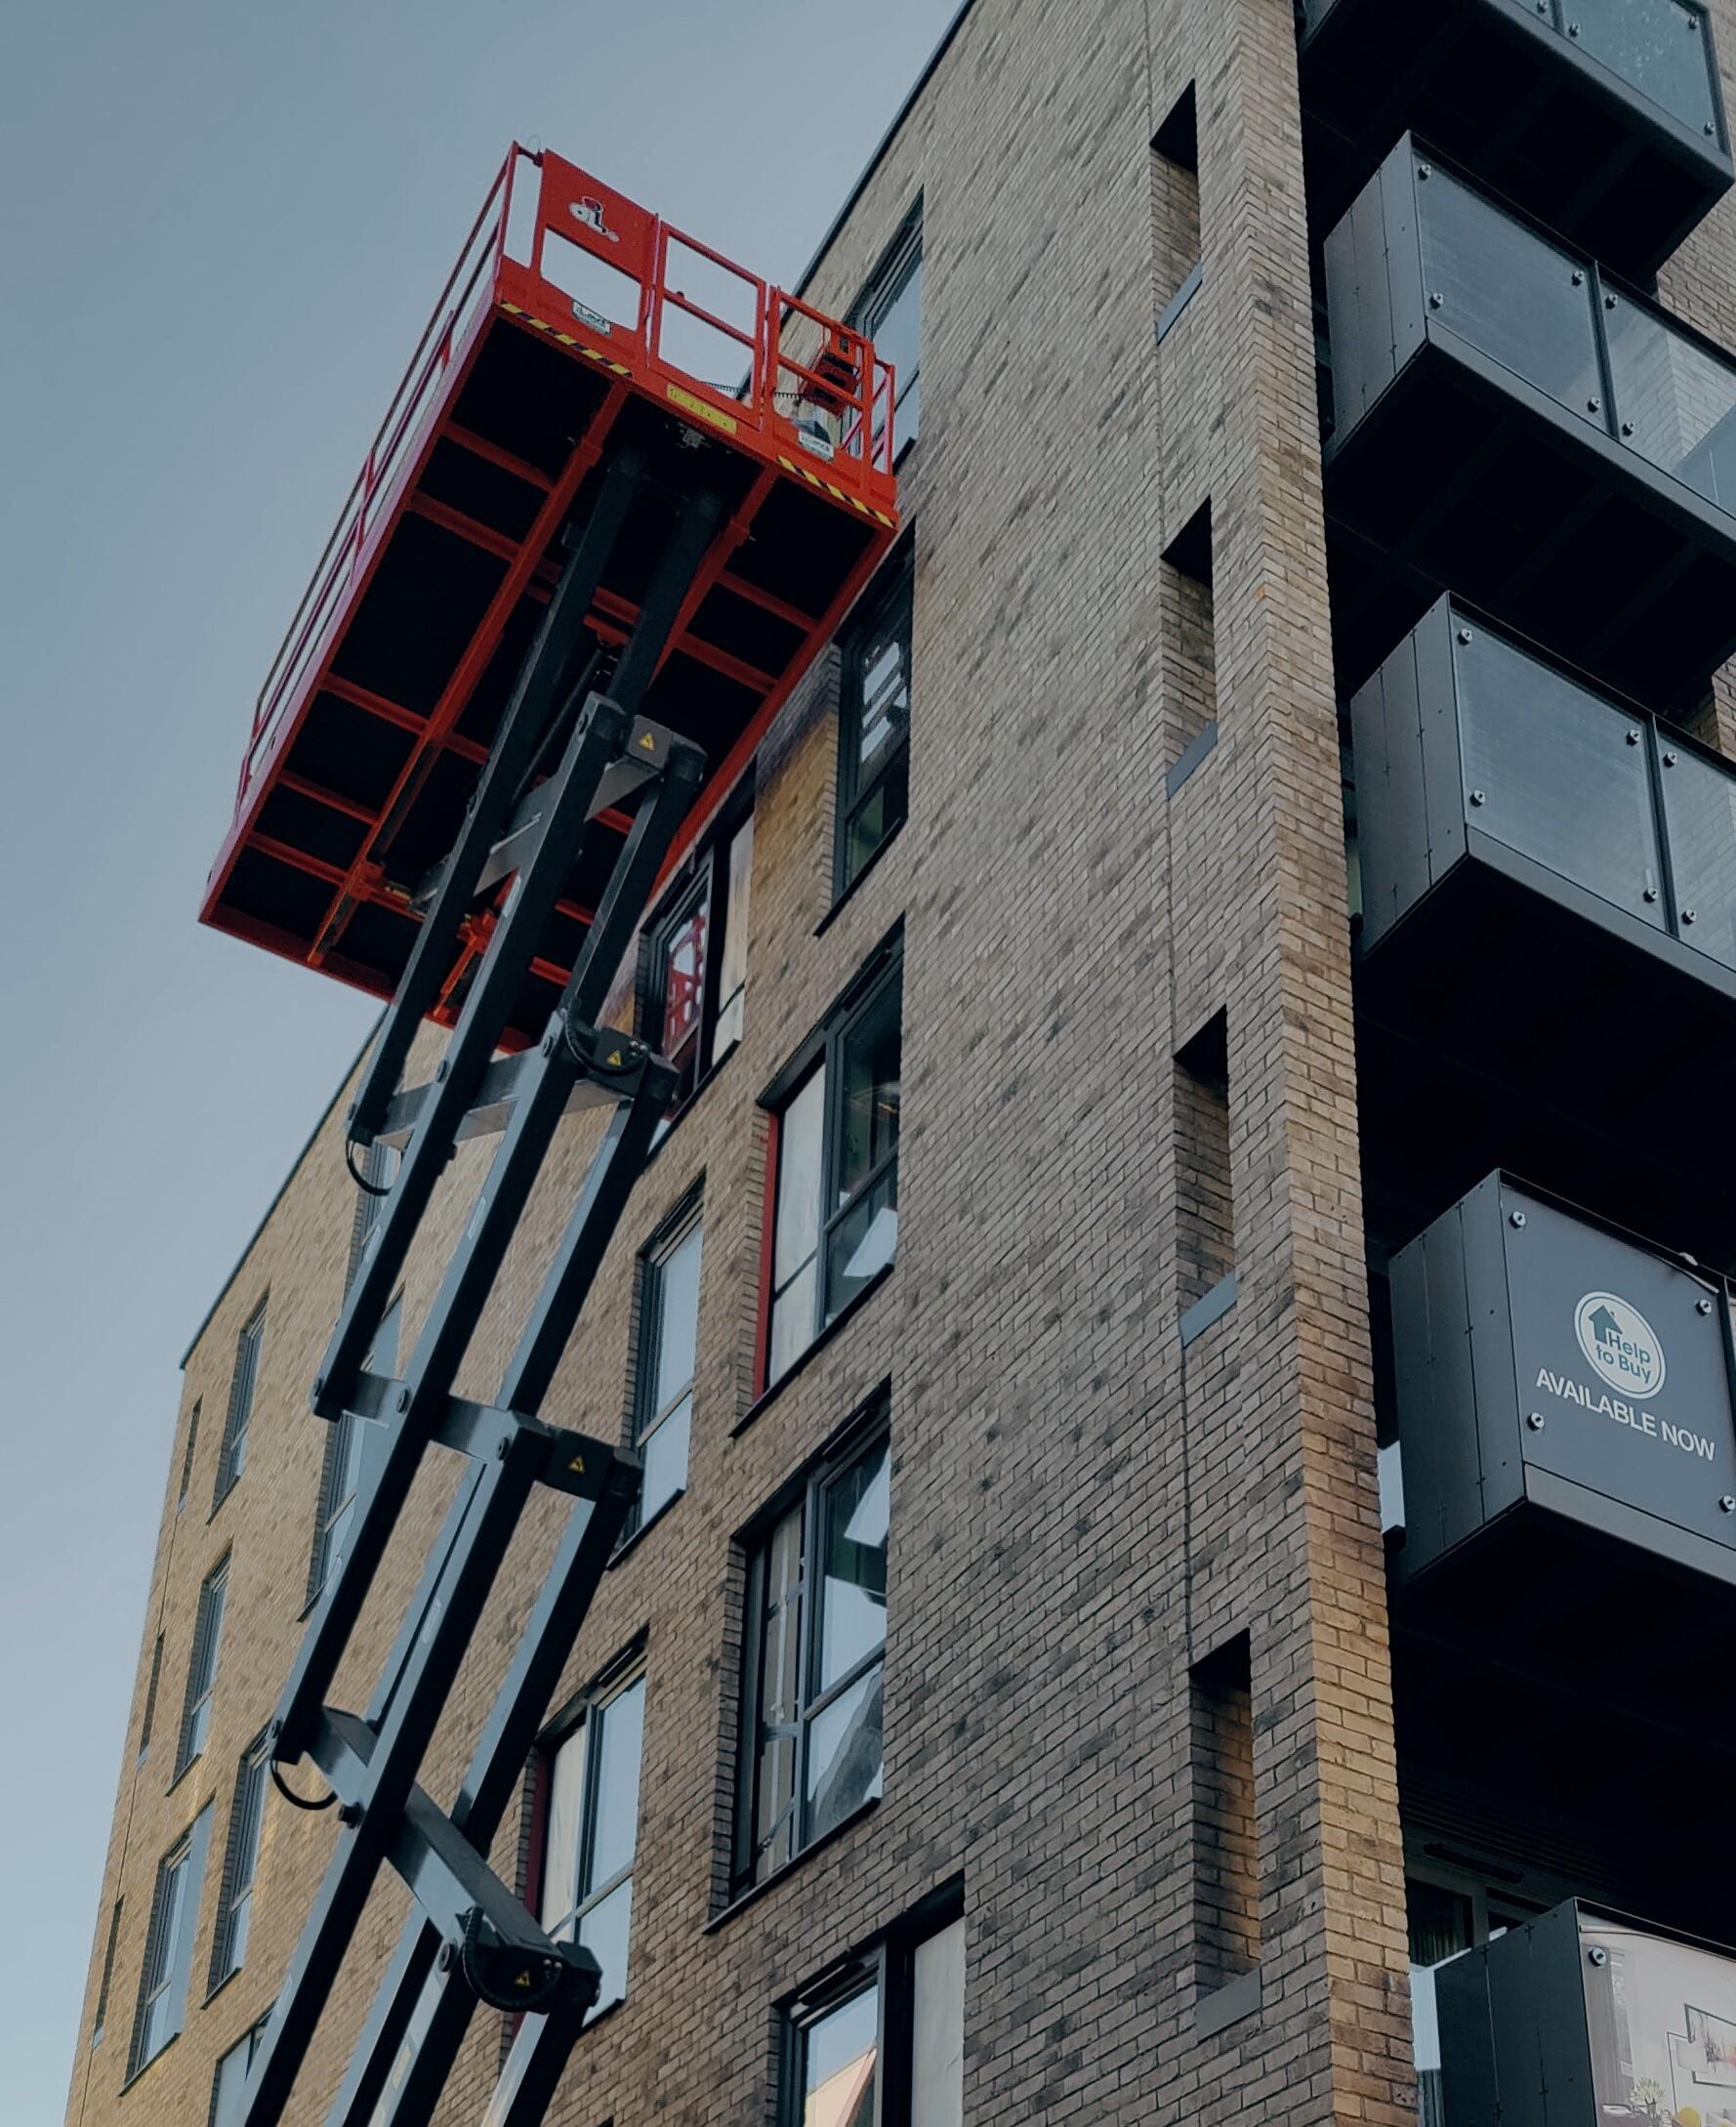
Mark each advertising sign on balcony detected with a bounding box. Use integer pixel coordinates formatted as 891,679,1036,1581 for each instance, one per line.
1503,1189,1736,1549
1390,1175,1736,1579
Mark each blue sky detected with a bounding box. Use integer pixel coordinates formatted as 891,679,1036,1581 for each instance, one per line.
0,2,957,2112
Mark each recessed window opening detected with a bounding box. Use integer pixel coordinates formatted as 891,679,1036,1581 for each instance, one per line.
1152,85,1202,338
1190,1632,1261,1995
1175,1011,1233,1313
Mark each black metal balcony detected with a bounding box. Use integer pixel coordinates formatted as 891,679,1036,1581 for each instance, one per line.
1300,0,1732,281
1352,598,1736,1264
1438,1901,1736,2127
1385,1176,1736,1892
1324,138,1736,711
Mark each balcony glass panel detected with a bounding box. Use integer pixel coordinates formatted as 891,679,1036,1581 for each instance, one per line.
1419,170,1602,423
1568,0,1719,141
1453,624,1667,926
1661,742,1736,970
1606,294,1736,507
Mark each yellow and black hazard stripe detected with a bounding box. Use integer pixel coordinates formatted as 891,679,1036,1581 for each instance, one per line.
776,455,896,529
500,300,632,376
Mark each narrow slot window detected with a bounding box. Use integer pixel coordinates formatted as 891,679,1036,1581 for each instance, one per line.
91,1898,123,2046
1152,85,1202,339
213,1301,267,1505
176,1557,229,1776
1161,501,1216,779
1190,1634,1261,1996
1175,1011,1233,1316
139,1632,165,1763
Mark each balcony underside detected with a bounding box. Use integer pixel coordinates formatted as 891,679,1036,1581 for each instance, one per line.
1300,0,1732,279
1326,340,1736,711
1392,1503,1736,1920
1356,854,1736,1269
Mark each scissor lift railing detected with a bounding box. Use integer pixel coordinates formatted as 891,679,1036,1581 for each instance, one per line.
202,144,899,1049
214,147,901,2127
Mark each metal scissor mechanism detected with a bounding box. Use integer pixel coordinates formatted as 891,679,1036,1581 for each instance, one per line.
239,453,715,2127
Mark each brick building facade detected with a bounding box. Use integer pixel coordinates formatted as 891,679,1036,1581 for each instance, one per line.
63,1,1736,2123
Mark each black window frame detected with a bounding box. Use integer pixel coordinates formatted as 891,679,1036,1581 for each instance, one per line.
763,939,903,1391
853,203,923,463
213,1299,267,1508
637,792,755,1115
531,1650,648,2023
732,1399,890,1900
176,1554,229,1779
621,1189,704,1543
834,545,914,899
208,1731,269,1991
777,1887,964,2127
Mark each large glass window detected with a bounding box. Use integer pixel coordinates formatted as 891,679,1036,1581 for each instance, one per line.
856,210,922,457
214,1301,267,1504
642,811,754,1109
176,1558,229,1777
765,950,902,1388
737,1425,889,1897
783,1909,964,2127
835,554,912,896
626,1202,703,1537
210,1733,269,1988
537,1669,646,2019
128,1806,213,2079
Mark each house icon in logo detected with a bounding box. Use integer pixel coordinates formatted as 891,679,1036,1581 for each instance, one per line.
1574,1291,1667,1399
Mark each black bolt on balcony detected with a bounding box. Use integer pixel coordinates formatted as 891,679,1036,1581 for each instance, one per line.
1324,137,1736,712
1385,1175,1736,1889
1300,0,1732,280
1351,598,1736,1266
1438,1901,1736,2126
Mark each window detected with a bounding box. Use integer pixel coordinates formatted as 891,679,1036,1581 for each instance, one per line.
1152,84,1201,340
209,1733,269,1988
92,1898,123,2047
735,1423,889,1897
346,1139,396,1288
309,1295,400,1600
176,1400,201,1513
128,1805,213,2079
1189,1633,1261,1998
214,1301,267,1504
641,811,754,1109
765,949,902,1388
210,2013,271,2127
782,1904,964,2127
536,1666,646,2019
177,1558,229,1777
625,1200,703,1538
856,208,922,456
1175,1010,1233,1322
1161,500,1215,780
139,1632,165,1765
835,552,912,896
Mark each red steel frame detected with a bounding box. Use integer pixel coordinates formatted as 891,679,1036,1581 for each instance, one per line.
202,144,900,1011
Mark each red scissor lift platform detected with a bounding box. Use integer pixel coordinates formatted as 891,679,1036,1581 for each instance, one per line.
203,144,899,1040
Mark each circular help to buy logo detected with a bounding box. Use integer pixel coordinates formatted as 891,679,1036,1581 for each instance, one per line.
1574,1291,1667,1399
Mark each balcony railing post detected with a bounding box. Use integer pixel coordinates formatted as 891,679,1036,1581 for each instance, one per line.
1587,264,1622,444
1641,719,1685,938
